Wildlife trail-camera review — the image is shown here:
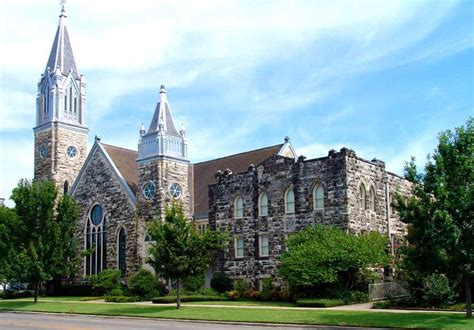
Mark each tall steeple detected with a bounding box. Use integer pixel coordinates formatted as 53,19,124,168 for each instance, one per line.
45,4,78,79
137,85,188,162
33,2,88,195
35,1,86,128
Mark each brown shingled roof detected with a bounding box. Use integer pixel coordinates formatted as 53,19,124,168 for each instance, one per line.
102,144,138,195
100,142,283,218
192,144,283,218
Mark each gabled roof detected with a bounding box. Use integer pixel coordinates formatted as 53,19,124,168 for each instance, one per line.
102,144,138,195
45,6,79,79
192,144,284,218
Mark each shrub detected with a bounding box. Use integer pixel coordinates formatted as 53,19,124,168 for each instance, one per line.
422,274,456,307
88,269,122,295
296,298,345,307
51,284,94,296
152,295,229,304
233,278,248,293
128,268,163,298
183,273,205,292
105,295,140,303
195,287,220,296
225,290,240,300
108,288,124,297
373,301,392,309
343,291,369,304
259,278,275,301
242,289,260,300
211,272,233,293
1,290,33,299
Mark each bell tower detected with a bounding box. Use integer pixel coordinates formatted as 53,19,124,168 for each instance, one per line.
33,3,88,195
136,85,191,221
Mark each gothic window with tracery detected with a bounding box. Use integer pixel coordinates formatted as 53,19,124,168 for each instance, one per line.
85,204,107,276
313,185,324,210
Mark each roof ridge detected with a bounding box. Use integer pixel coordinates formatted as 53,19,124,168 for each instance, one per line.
101,143,137,153
194,143,283,165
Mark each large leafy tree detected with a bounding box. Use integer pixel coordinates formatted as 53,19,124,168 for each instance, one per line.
396,117,473,318
10,179,81,303
0,205,24,290
147,202,227,308
279,225,390,291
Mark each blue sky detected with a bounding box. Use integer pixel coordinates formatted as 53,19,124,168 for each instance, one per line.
0,0,473,206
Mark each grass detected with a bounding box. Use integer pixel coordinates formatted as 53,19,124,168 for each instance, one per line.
185,300,296,307
296,298,345,308
0,300,472,328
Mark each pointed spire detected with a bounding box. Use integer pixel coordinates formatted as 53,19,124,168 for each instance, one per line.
139,123,146,137
146,84,178,135
45,1,79,78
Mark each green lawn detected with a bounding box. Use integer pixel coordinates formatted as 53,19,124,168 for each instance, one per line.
185,300,296,307
0,300,472,328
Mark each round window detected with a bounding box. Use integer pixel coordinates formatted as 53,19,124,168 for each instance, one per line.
91,204,103,225
40,144,47,159
142,182,156,199
67,145,78,158
169,183,182,198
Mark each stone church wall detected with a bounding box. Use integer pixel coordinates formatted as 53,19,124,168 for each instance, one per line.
34,124,87,196
73,147,138,279
209,148,411,288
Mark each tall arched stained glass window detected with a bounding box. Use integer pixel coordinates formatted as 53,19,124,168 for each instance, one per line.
118,228,126,276
85,204,107,276
285,189,295,214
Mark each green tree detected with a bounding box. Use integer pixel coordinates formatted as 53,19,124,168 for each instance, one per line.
0,205,24,290
10,179,81,303
147,202,227,308
396,117,473,318
279,225,390,291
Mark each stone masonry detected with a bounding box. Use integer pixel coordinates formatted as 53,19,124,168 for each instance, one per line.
34,124,87,196
208,147,411,288
72,146,138,279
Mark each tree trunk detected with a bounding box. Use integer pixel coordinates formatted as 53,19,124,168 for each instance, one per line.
176,278,181,309
465,276,472,319
34,282,39,304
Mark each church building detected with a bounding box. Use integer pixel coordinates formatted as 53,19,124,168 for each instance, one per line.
33,5,411,285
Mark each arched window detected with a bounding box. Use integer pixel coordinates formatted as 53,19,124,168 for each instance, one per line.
85,204,107,276
258,193,268,217
313,185,324,210
234,196,244,219
118,228,126,276
369,186,376,211
285,189,295,214
358,183,366,210
63,180,69,194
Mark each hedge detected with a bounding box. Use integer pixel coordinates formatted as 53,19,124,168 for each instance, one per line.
152,295,229,304
296,298,345,307
104,295,141,303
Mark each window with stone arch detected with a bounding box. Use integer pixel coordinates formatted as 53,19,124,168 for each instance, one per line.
85,204,107,276
63,180,69,194
234,196,244,219
358,183,366,210
368,185,376,211
312,184,324,210
285,188,295,214
258,192,268,217
118,227,126,276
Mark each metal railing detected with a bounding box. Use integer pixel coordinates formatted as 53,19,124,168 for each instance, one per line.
369,282,408,301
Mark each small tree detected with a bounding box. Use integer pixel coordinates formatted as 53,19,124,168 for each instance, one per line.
10,179,80,303
147,202,226,308
279,225,390,292
396,117,473,318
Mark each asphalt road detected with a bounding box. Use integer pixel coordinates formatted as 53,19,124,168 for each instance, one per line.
0,312,383,330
